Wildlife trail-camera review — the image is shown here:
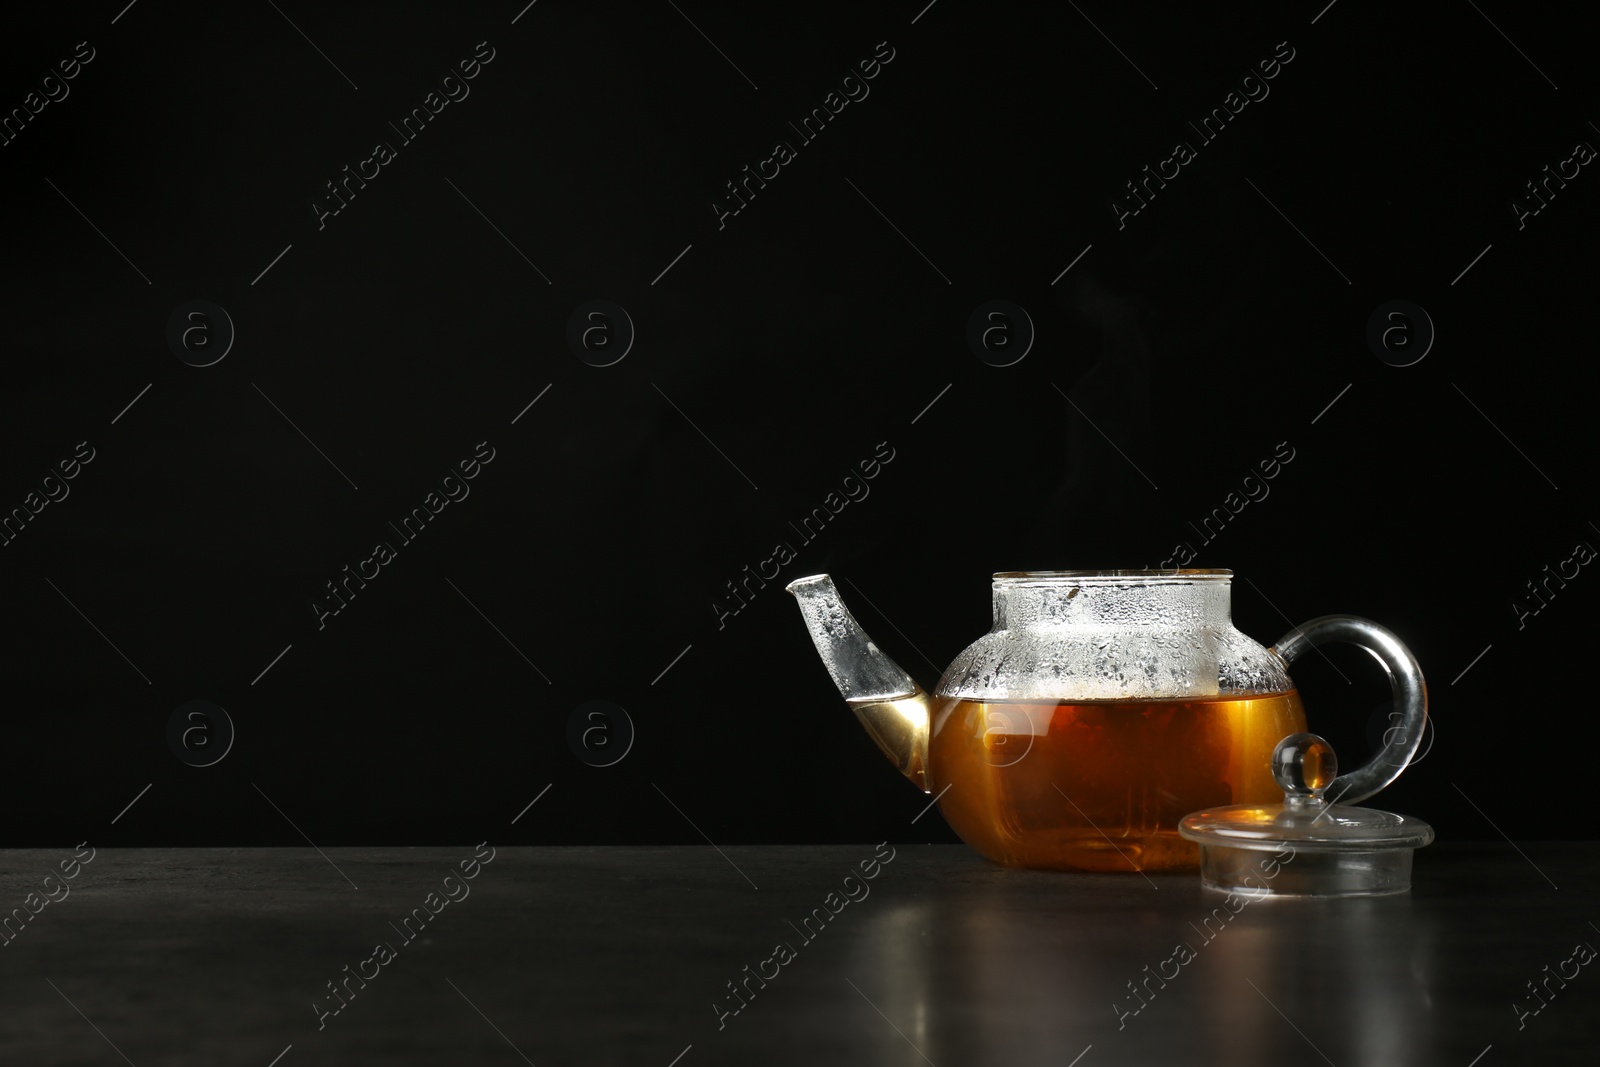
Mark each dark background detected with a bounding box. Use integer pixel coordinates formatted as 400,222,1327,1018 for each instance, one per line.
1,0,1593,846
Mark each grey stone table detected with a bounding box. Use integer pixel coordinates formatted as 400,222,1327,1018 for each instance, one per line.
1,843,1595,1065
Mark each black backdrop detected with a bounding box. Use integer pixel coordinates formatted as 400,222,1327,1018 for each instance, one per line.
2,1,1594,847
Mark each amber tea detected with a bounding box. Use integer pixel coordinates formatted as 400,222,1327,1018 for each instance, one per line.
923,692,1307,871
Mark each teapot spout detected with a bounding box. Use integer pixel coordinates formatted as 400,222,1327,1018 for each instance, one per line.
785,574,930,792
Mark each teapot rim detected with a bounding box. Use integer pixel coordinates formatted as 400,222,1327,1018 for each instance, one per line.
992,568,1232,583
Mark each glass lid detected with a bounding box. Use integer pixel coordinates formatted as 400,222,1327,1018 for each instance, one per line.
1179,733,1434,896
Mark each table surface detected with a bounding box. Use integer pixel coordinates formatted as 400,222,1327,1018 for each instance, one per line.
1,842,1595,1065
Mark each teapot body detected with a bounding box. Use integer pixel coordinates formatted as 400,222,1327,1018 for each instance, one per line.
925,571,1303,871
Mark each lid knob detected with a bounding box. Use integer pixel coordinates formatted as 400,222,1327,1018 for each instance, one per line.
1271,732,1337,800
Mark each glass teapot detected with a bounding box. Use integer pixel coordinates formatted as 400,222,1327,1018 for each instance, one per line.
787,569,1427,872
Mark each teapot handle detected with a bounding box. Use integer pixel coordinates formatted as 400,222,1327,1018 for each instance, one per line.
1270,614,1428,806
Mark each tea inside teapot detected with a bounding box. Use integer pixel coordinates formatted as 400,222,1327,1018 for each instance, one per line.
924,692,1305,870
